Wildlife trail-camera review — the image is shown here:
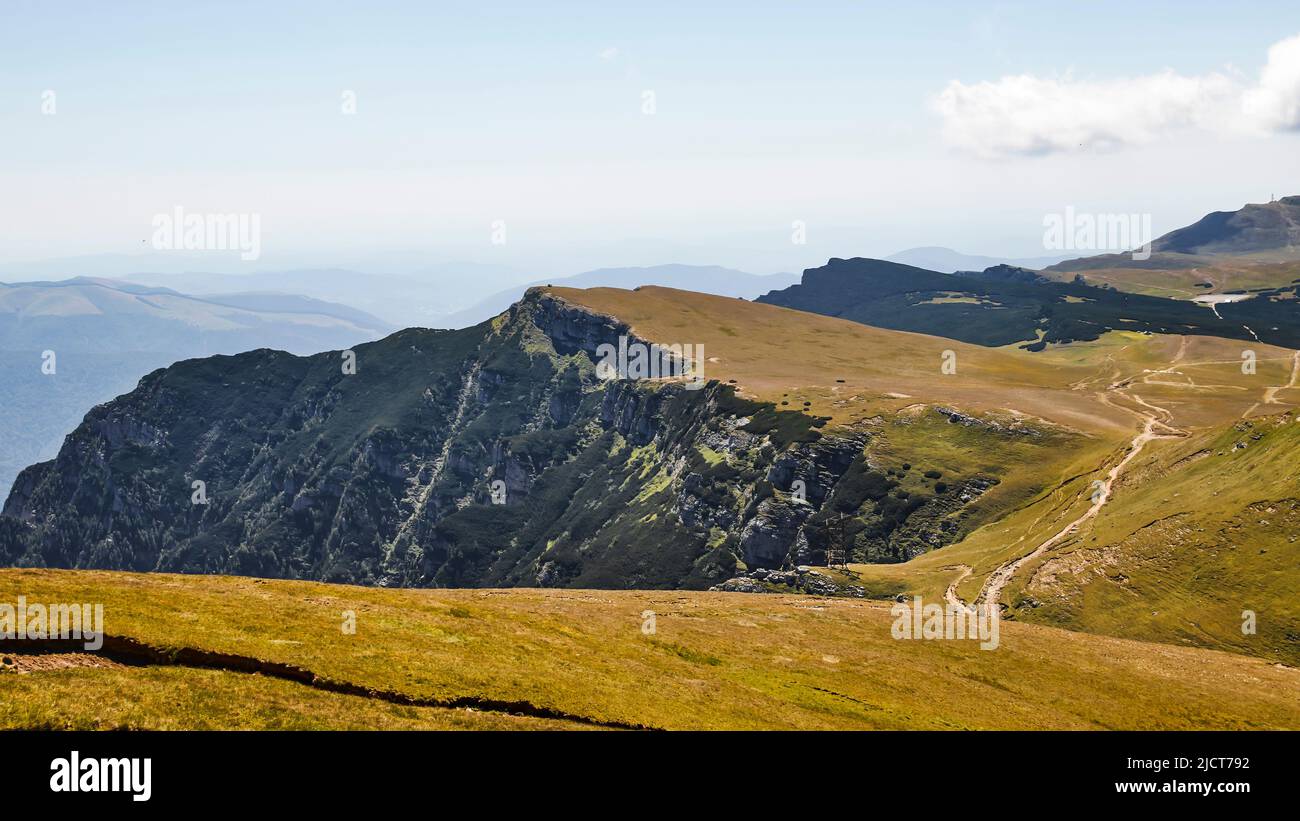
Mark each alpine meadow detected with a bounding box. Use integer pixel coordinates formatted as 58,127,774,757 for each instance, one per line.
2,1,1298,806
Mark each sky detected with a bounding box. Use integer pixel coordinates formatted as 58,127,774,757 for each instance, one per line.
2,0,1300,277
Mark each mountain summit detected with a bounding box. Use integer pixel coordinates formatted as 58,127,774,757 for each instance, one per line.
1149,195,1300,255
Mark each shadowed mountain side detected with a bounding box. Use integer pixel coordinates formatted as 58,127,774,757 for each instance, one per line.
1048,197,1300,285
0,287,1121,585
755,257,1300,349
0,278,390,499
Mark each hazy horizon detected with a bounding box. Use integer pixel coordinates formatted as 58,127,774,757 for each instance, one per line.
3,1,1300,277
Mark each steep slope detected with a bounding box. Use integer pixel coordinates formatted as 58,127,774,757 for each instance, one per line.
1,288,1100,586
1150,196,1300,256
0,278,390,500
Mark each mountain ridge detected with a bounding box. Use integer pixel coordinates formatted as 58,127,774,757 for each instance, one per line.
1,287,1077,587
756,256,1300,349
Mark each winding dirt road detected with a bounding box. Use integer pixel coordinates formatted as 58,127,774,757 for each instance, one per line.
1263,350,1300,406
974,407,1182,610
946,336,1299,612
949,346,1192,612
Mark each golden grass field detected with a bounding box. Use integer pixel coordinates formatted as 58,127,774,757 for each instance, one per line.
2,568,1298,730
554,286,1298,433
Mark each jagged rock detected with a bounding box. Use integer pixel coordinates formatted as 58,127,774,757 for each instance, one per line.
711,567,868,598
738,497,811,569
935,406,1037,436
710,577,767,593
0,289,1002,590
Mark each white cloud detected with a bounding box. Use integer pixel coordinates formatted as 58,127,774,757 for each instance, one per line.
934,33,1300,157
598,46,619,61
1243,34,1300,132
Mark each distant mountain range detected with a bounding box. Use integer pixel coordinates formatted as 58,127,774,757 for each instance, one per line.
0,277,391,500
0,277,391,349
103,264,798,330
885,247,1076,273
0,257,533,326
442,264,800,327
109,268,483,329
756,256,1300,350
1050,196,1300,273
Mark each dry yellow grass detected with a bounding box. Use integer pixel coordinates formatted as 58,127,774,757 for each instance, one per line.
1,665,589,730
551,286,1136,435
553,286,1296,434
551,287,1299,672
1,568,1297,730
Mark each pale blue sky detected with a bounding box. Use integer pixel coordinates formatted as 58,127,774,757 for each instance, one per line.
3,0,1299,274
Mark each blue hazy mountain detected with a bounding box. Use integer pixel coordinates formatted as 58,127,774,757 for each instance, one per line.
0,277,392,500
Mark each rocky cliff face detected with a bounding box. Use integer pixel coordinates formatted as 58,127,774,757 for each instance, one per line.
1,290,991,589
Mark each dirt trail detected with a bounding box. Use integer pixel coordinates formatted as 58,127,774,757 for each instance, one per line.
1,652,126,674
1241,349,1299,418
943,565,972,609
975,407,1182,611
1264,350,1300,405
950,340,1193,613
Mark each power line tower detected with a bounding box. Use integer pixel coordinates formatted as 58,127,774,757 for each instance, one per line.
824,514,849,569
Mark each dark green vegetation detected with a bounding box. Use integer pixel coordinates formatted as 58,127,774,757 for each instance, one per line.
0,350,174,504
0,277,389,499
2,290,1022,589
756,257,1300,349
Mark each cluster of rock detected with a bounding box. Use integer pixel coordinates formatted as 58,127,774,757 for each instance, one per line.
710,566,868,598
934,406,1039,437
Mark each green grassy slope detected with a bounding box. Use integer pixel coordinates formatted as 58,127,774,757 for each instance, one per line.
1003,413,1300,664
